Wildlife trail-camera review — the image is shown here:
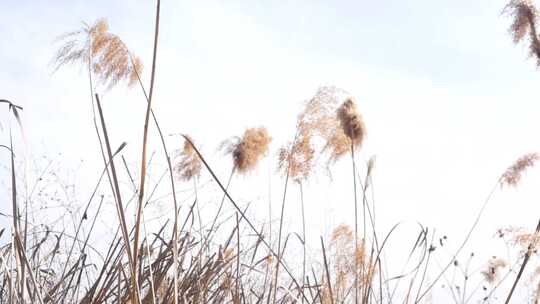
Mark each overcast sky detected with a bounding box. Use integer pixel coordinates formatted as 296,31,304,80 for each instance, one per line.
2,0,540,301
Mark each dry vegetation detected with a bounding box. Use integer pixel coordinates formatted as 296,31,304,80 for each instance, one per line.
3,0,540,303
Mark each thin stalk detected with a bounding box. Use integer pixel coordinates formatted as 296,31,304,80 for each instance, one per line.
417,181,500,302
199,168,235,254
321,237,334,304
299,181,306,304
182,135,308,302
133,1,161,301
350,140,359,304
272,158,291,304
95,94,139,302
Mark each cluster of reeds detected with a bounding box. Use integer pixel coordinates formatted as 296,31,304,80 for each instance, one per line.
5,0,540,303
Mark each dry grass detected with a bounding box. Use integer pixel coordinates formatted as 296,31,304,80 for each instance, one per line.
5,1,540,303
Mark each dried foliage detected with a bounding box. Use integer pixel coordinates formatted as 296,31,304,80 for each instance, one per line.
53,18,143,88
505,0,540,65
222,127,272,174
500,152,539,187
481,257,507,284
174,135,202,181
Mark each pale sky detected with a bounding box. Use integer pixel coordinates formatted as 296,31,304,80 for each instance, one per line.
2,0,540,302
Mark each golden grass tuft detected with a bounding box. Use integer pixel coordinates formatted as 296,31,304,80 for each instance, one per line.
53,18,143,88
500,152,539,187
223,127,272,174
174,135,202,181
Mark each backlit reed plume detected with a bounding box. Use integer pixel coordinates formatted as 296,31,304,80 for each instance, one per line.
505,0,540,65
321,224,375,303
53,18,143,88
481,257,507,284
500,152,539,187
279,86,361,180
508,227,540,253
174,135,202,181
222,127,272,174
277,128,315,182
337,97,366,148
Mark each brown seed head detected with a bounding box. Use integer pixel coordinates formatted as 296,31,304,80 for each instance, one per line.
337,97,366,147
223,127,272,174
280,86,368,181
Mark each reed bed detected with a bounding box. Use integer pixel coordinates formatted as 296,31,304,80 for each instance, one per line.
3,0,540,303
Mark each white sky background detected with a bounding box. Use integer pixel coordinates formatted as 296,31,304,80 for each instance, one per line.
2,0,540,301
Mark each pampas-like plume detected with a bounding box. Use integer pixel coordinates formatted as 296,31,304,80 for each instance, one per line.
500,152,539,187
277,129,315,182
505,0,540,65
53,18,143,88
174,135,202,181
223,127,272,174
278,86,366,180
321,223,375,303
481,257,507,284
337,97,366,148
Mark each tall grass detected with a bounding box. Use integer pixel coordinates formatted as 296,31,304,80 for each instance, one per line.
3,0,540,303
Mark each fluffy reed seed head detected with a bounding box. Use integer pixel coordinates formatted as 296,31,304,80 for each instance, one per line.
223,127,272,174
53,18,143,88
505,0,540,65
498,226,540,255
514,228,540,252
500,152,539,187
337,97,366,148
330,224,374,287
481,257,507,284
277,128,316,182
279,86,367,181
174,135,202,181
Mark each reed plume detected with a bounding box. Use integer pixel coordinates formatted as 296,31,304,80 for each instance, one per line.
501,226,540,252
481,257,507,284
222,127,272,174
174,135,202,181
278,129,315,182
337,97,366,149
279,85,363,179
505,0,540,65
321,224,375,303
500,152,539,187
321,97,366,163
53,18,143,88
